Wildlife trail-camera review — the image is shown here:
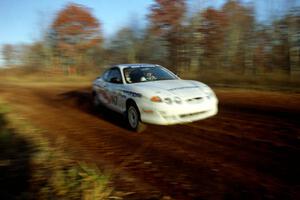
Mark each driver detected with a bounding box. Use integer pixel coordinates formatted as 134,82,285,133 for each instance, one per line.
145,71,156,81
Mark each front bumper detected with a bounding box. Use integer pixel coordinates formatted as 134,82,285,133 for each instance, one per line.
138,97,218,125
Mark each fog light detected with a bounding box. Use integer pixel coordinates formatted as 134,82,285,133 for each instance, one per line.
143,109,154,113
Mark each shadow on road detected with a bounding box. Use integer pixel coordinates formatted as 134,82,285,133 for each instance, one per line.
58,90,130,130
0,112,35,200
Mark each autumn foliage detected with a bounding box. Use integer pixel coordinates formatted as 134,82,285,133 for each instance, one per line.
200,8,228,66
149,0,186,36
148,0,186,70
1,0,300,85
50,3,102,74
52,4,101,51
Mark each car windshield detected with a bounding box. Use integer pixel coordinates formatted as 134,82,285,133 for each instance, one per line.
123,66,178,84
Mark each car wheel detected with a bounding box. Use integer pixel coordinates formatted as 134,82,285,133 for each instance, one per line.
127,105,139,129
126,103,146,132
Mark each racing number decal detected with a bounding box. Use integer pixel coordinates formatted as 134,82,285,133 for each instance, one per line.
111,95,118,105
111,91,126,111
99,90,111,104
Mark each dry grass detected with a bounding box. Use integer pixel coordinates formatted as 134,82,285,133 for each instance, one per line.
0,67,97,86
1,66,300,91
180,69,300,92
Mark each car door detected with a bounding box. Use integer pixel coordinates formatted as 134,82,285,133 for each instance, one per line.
105,68,126,113
94,69,111,106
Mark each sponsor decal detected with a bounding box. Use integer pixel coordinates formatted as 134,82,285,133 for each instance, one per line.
121,90,142,98
168,86,200,91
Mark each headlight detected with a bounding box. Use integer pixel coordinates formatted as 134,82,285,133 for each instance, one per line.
151,96,182,104
174,97,182,104
164,97,172,104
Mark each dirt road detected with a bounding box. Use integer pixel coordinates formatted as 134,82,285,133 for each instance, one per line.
1,83,300,200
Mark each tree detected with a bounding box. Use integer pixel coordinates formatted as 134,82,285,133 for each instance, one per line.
185,13,204,72
221,0,255,73
133,29,169,65
253,25,272,74
22,42,47,71
198,8,228,69
271,19,290,73
108,27,140,64
2,44,15,67
148,0,186,70
286,7,300,75
149,0,186,36
51,3,102,74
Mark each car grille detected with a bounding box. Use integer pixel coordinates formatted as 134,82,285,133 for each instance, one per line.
186,96,205,104
180,111,207,118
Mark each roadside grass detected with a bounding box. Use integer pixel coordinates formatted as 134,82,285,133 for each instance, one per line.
1,66,300,92
0,68,96,87
0,74,93,87
0,101,112,200
179,69,300,92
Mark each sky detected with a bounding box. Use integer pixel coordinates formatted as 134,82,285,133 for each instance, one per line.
0,0,154,66
0,0,299,66
1,0,299,45
0,0,154,45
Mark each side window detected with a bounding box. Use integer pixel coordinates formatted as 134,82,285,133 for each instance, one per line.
102,70,110,82
107,68,123,84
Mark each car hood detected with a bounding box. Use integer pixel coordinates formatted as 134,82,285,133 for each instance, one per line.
134,79,209,98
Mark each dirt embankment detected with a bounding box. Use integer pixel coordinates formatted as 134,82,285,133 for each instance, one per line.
0,83,300,200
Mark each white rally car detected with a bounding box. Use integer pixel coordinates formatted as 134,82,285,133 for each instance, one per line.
92,64,218,130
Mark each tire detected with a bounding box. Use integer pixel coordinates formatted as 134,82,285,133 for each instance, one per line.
126,103,146,132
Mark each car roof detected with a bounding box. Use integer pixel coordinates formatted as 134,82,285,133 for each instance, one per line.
112,63,160,70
